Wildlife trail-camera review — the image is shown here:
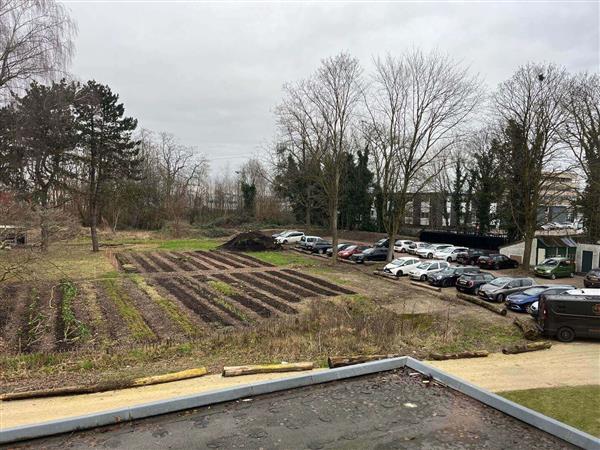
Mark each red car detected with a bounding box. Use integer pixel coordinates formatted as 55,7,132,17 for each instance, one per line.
338,245,370,259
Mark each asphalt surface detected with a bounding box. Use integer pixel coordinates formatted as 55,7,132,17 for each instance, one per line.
11,369,574,449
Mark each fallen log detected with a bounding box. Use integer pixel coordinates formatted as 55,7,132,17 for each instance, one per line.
456,293,507,316
429,350,489,361
327,354,400,368
222,362,314,377
502,341,552,355
0,367,208,401
373,270,397,280
513,317,541,340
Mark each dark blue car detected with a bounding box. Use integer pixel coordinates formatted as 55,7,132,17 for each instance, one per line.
506,285,575,312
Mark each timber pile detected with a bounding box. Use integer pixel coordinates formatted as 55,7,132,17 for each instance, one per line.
409,281,442,293
502,341,552,355
222,362,314,377
456,293,507,316
373,270,397,280
429,350,489,361
0,367,208,401
513,317,541,340
327,354,400,368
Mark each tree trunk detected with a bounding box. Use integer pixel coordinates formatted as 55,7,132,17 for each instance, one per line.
305,186,311,227
330,177,339,264
386,227,395,262
522,229,534,269
90,199,99,252
39,203,49,253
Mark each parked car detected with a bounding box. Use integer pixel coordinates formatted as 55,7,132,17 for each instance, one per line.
456,272,496,294
527,301,539,317
298,235,319,250
477,277,535,302
275,231,305,244
326,243,352,257
351,246,388,263
271,229,292,238
433,246,469,262
428,266,480,288
534,257,575,279
338,245,370,260
383,257,422,277
537,294,600,342
565,289,600,296
375,238,389,248
477,254,519,270
310,238,333,254
583,269,600,288
407,242,431,255
506,285,575,313
408,261,450,281
416,243,452,259
393,240,414,253
456,249,492,265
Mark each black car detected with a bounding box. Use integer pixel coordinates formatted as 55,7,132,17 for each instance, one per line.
456,249,491,265
310,239,333,254
584,268,600,288
428,266,480,288
455,272,495,294
477,254,519,270
326,243,352,257
351,247,388,263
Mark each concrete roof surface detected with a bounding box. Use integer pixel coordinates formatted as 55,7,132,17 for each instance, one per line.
12,369,575,449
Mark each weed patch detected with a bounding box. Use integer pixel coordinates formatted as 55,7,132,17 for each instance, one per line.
103,279,155,342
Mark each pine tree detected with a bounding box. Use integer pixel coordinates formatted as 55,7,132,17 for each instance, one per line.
75,81,140,252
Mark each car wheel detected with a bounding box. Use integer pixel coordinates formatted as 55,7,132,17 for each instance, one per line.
395,270,403,278
569,272,575,278
557,326,575,342
427,253,433,259
400,248,406,253
283,239,288,244
443,279,451,288
550,273,556,280
420,275,426,281
494,263,500,270
496,293,504,303
319,249,324,254
447,257,452,262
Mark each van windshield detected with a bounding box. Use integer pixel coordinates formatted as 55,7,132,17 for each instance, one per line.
490,277,511,286
540,259,558,266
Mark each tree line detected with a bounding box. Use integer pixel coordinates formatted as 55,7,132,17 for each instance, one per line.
273,51,599,265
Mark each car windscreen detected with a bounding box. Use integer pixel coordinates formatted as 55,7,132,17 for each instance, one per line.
438,269,455,275
390,259,404,265
416,263,430,269
522,287,546,295
540,259,558,266
490,277,511,286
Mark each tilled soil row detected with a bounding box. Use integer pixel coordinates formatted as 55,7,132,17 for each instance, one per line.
200,251,245,269
227,252,275,267
283,269,356,295
266,270,341,297
188,251,227,270
146,253,177,272
154,277,234,327
164,252,200,272
231,272,302,303
93,282,136,345
219,252,262,268
27,284,59,354
210,273,297,315
178,276,251,324
0,285,28,353
181,252,210,270
251,271,317,298
128,253,160,273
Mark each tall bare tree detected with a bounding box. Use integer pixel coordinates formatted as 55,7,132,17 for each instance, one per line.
0,0,76,98
494,63,569,266
561,72,600,242
365,51,481,261
277,53,363,262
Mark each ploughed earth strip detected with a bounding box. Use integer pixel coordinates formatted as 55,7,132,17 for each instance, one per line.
0,251,354,356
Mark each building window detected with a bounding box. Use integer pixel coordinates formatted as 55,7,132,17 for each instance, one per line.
405,201,413,225
420,200,430,225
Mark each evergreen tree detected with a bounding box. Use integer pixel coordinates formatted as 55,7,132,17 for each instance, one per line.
75,81,140,252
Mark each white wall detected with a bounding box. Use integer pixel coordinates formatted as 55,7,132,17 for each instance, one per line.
500,240,538,266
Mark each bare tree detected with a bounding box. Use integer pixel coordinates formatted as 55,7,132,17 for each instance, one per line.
277,53,363,262
494,62,569,266
561,72,600,242
0,0,76,98
365,51,481,261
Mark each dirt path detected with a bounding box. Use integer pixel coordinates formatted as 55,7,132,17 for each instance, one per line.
0,369,327,430
427,341,600,392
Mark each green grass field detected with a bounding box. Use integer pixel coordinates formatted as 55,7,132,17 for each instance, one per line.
500,385,600,437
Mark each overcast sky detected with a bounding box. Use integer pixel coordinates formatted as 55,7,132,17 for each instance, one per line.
65,1,599,173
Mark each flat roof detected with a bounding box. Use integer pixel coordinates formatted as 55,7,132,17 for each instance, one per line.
18,369,575,449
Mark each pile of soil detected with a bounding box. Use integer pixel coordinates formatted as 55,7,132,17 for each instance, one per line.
219,231,280,252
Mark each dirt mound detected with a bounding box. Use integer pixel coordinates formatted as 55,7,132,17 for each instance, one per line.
219,231,280,252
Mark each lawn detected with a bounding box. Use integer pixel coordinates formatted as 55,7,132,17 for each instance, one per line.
244,250,316,267
499,385,600,437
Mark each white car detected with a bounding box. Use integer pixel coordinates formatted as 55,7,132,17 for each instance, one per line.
408,261,450,281
393,240,414,253
434,246,469,262
565,289,600,297
416,243,453,259
383,257,421,277
407,242,431,255
275,231,305,244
